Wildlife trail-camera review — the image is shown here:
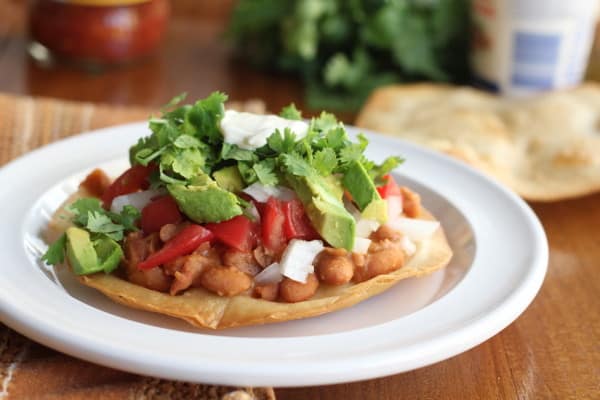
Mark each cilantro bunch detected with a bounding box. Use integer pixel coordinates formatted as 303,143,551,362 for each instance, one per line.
227,0,470,111
128,93,400,190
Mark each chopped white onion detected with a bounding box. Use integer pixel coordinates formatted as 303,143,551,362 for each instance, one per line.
353,237,372,254
355,219,380,238
385,217,440,242
279,239,324,283
254,262,283,284
243,182,296,203
344,198,362,220
386,195,403,220
400,235,417,256
110,189,165,213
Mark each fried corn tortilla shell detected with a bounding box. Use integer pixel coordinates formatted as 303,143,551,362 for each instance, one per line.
46,188,452,330
355,83,600,201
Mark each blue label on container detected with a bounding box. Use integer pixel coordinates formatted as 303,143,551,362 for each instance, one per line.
511,31,562,89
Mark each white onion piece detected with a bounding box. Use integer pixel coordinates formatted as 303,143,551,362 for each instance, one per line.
344,198,361,220
386,195,403,220
279,239,324,283
110,189,164,213
400,236,417,256
386,217,440,242
353,237,372,254
254,262,283,284
355,219,380,238
243,182,296,202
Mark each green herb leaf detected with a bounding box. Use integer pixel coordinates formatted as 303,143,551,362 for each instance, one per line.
173,134,202,149
280,153,316,177
267,128,297,154
41,233,66,266
87,211,125,241
313,148,337,175
253,159,279,186
67,198,104,226
279,103,302,120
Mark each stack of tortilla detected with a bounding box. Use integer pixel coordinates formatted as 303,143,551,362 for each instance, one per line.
356,83,600,201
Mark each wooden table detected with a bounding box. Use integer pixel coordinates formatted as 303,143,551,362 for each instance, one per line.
1,3,599,399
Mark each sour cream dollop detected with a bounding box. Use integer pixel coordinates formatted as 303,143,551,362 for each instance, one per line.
220,110,309,150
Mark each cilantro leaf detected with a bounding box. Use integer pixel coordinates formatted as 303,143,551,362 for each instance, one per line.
267,128,297,154
371,156,404,181
171,148,205,179
41,233,66,266
87,211,124,241
280,153,316,177
221,143,256,161
279,103,302,120
110,205,141,232
253,159,279,186
67,198,104,226
313,148,337,175
160,92,187,112
180,92,228,144
173,134,202,149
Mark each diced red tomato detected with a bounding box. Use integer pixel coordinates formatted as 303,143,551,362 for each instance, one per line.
137,224,213,270
140,195,182,234
101,164,154,209
205,215,257,252
376,174,402,198
282,199,319,241
259,197,286,253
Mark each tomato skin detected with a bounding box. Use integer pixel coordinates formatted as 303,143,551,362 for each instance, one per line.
140,195,182,234
137,224,213,270
205,215,256,252
376,174,402,198
282,199,319,241
259,197,286,253
102,164,154,209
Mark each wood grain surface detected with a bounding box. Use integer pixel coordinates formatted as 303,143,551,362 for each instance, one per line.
0,2,599,399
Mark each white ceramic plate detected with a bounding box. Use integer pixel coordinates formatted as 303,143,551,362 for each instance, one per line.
0,122,547,387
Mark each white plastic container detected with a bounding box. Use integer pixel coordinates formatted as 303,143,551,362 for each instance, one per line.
471,0,600,96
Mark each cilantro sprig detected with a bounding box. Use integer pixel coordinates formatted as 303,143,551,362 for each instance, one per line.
42,198,140,266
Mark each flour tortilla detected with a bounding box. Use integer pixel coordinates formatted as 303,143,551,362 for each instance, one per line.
47,188,452,330
356,83,600,201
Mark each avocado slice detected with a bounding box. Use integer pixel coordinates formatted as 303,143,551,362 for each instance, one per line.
65,227,122,275
286,174,355,251
342,160,388,224
168,173,243,223
213,165,244,193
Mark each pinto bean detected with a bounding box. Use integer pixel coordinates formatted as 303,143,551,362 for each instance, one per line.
253,282,279,301
400,186,421,218
315,250,354,285
279,273,319,303
79,168,110,198
200,265,252,297
127,266,172,292
159,223,178,242
371,224,402,242
223,249,261,276
353,245,405,283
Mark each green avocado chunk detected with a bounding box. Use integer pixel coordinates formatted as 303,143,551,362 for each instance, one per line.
342,160,387,223
286,174,355,251
213,165,244,193
65,227,122,275
168,173,243,223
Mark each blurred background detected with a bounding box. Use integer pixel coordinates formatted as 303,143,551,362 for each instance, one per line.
0,0,599,120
